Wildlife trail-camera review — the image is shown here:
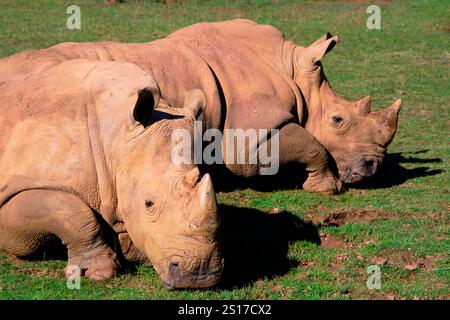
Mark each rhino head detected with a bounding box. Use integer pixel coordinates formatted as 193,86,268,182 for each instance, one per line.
293,33,402,184
93,64,223,289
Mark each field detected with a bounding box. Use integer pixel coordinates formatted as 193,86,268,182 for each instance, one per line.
0,0,448,299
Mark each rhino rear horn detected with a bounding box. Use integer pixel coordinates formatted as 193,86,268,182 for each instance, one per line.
372,99,402,145
133,77,161,127
355,96,372,115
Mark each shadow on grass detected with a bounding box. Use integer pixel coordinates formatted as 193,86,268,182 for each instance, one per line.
218,204,320,289
205,149,443,192
17,214,140,276
205,163,308,192
15,205,320,289
349,150,443,190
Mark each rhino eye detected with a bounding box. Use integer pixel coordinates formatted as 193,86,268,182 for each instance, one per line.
145,200,154,208
144,199,160,222
332,115,343,124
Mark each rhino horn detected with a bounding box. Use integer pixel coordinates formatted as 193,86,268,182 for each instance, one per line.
372,99,402,145
174,167,201,197
188,173,219,231
355,96,372,115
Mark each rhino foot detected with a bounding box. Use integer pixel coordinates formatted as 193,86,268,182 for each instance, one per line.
303,170,343,195
66,246,120,281
0,189,122,281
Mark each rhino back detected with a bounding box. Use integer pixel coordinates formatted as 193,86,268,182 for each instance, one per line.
0,19,303,131
159,19,303,131
0,65,101,211
0,41,133,74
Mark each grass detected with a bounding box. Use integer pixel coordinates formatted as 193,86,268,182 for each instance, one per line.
0,0,448,299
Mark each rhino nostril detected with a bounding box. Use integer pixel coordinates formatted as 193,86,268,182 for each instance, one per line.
169,262,180,275
362,159,378,175
364,159,374,168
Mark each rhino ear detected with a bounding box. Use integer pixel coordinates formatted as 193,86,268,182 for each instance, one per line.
183,89,206,120
310,32,334,46
303,34,339,65
132,80,161,127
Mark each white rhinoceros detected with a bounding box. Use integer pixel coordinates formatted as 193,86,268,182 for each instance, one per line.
0,59,223,289
0,19,401,194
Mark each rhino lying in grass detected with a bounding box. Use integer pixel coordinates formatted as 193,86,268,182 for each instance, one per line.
0,19,402,194
0,59,223,289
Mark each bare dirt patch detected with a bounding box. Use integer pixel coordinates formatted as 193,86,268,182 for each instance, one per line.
13,265,62,278
298,260,315,268
373,249,441,271
311,209,395,227
319,232,348,249
330,253,350,269
15,268,44,277
308,209,395,249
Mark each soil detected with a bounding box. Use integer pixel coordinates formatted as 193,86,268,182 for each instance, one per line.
312,209,395,227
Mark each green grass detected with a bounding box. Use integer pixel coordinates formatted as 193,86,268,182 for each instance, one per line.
0,0,449,299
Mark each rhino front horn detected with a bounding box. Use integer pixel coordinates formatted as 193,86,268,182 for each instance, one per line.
188,173,219,231
372,98,402,145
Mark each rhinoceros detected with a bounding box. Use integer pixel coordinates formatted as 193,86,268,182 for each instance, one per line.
0,59,223,288
0,19,401,195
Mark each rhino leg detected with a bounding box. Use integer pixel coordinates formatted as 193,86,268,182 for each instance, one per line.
278,123,343,194
0,189,120,280
118,233,148,264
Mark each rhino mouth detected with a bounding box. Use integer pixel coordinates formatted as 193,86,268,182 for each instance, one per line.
338,155,382,184
339,166,376,184
159,253,224,290
341,171,366,184
162,270,222,290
